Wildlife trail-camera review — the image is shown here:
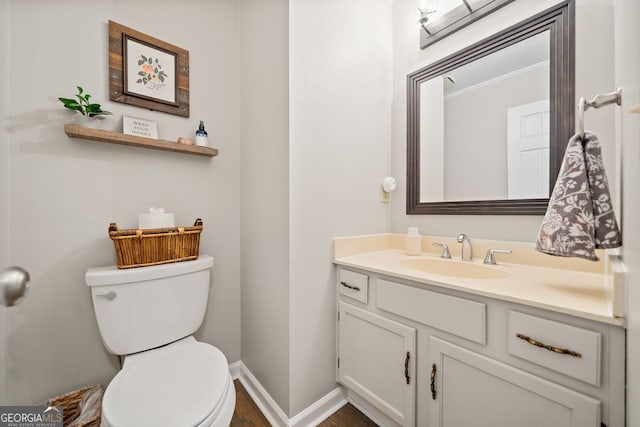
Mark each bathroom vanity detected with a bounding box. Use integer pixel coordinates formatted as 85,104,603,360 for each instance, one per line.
333,234,625,427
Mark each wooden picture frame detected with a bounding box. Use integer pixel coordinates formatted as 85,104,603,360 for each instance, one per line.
109,21,190,117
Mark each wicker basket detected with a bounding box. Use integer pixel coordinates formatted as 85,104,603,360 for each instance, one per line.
41,384,103,427
109,218,203,269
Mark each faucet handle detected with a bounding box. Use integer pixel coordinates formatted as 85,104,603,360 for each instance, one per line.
432,242,451,259
483,249,512,265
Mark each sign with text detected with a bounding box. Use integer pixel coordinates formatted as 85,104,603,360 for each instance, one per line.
0,406,63,427
123,115,159,139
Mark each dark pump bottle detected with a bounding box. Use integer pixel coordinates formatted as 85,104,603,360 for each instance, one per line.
195,121,208,147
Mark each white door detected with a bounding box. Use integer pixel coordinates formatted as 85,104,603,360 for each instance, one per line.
0,0,10,403
428,336,601,427
507,100,550,199
614,2,640,426
338,302,416,426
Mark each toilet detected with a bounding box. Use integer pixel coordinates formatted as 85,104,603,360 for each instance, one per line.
85,254,235,427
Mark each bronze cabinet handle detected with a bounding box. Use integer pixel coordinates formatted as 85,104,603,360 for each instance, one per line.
404,351,410,384
340,281,361,291
516,333,582,358
430,363,437,400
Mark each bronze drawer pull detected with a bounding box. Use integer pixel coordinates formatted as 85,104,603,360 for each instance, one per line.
404,351,411,384
516,333,582,358
430,363,437,400
340,281,361,291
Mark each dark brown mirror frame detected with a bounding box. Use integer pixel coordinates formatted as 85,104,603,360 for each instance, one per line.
407,0,574,215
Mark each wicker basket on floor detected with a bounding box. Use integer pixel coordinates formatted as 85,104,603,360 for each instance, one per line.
109,218,203,269
41,384,103,427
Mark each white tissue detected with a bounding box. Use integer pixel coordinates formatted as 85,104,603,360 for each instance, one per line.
138,207,176,229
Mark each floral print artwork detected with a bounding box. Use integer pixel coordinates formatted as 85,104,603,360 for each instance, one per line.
125,39,175,104
536,133,621,261
135,55,168,92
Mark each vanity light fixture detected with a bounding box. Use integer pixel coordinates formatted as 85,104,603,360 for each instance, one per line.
417,8,436,34
418,0,515,49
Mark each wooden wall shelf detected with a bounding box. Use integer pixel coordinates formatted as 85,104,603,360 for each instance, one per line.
64,124,219,157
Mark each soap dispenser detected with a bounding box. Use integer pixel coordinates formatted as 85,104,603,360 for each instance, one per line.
406,227,422,256
195,121,208,147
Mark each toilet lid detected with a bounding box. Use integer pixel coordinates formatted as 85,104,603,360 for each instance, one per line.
103,342,230,427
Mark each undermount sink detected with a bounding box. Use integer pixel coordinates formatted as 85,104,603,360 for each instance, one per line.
399,258,511,280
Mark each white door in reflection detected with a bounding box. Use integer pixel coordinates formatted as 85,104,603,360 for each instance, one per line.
507,99,550,199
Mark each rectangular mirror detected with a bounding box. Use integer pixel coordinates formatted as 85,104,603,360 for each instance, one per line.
407,0,574,215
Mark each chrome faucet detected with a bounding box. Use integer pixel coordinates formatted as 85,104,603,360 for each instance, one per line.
456,234,472,261
432,242,451,259
483,249,512,265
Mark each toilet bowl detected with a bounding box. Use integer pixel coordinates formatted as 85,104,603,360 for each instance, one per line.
101,337,235,427
86,255,235,426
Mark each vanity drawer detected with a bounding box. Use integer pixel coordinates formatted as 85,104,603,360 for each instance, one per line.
338,269,368,304
508,311,601,386
377,279,486,344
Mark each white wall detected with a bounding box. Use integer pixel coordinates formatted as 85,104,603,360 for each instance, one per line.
289,0,392,416
240,0,291,415
391,0,616,242
614,1,640,425
5,0,241,404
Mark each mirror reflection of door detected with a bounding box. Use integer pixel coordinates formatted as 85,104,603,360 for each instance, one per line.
507,100,550,199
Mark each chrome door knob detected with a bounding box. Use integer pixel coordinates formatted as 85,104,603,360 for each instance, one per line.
0,266,31,307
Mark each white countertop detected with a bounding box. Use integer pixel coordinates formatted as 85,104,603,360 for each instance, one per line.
334,248,623,326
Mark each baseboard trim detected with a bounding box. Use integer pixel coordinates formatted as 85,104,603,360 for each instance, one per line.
228,361,243,380
229,361,347,427
346,389,398,427
232,361,289,426
289,386,347,426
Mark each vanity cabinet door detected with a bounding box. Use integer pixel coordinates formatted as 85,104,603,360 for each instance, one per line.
428,337,601,427
338,302,416,426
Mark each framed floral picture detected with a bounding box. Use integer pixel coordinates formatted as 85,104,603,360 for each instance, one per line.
124,36,176,105
109,21,190,117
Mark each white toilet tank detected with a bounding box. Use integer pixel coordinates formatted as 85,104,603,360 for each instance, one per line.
85,255,214,355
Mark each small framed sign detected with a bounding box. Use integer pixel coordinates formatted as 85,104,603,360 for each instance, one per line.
123,115,159,139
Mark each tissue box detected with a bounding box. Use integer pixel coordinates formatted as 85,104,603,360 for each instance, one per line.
108,219,203,269
138,212,175,229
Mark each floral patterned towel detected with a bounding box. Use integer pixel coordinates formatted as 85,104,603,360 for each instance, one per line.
535,132,621,261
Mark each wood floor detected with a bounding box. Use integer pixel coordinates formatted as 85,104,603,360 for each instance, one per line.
231,380,377,427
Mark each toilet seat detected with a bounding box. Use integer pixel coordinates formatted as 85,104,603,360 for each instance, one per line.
102,339,233,427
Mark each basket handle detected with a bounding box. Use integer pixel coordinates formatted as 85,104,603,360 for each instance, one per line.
194,218,203,227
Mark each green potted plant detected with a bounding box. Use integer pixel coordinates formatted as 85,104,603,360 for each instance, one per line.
59,86,112,128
